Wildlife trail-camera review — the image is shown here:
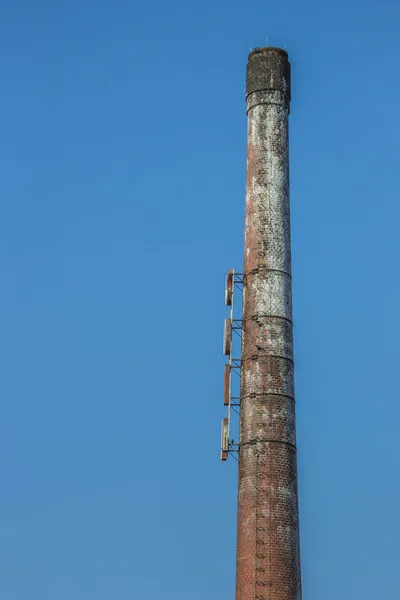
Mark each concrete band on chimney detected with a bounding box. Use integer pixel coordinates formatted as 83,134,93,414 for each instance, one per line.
236,48,302,600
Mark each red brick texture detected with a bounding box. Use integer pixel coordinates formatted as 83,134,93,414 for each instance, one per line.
236,48,302,600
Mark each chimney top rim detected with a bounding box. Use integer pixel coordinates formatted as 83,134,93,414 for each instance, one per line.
248,47,288,60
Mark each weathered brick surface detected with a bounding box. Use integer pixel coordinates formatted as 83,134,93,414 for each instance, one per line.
236,48,302,600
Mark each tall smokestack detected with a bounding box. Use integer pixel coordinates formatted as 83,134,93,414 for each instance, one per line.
236,47,302,599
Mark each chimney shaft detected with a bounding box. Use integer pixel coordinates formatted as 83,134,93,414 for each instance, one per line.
236,47,302,600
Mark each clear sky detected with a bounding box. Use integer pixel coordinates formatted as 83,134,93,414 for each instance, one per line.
0,0,399,598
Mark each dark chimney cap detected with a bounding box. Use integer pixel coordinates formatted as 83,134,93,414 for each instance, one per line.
246,47,291,101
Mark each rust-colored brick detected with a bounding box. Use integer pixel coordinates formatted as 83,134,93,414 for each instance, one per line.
236,48,302,600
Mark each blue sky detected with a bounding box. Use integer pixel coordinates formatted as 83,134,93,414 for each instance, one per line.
0,0,399,598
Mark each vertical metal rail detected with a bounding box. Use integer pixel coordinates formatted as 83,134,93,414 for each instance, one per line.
221,271,244,461
227,270,234,446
